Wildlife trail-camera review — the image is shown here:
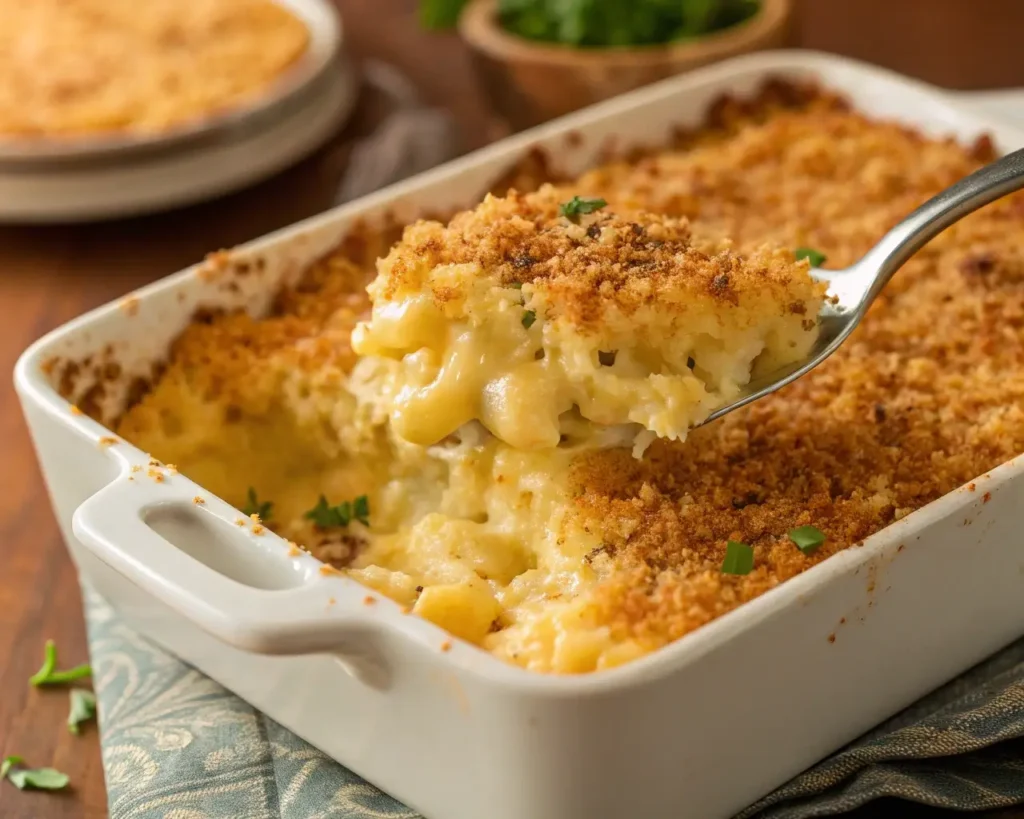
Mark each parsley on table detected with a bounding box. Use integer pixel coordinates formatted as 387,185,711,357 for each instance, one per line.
241,487,273,521
721,540,754,575
1,756,69,791
559,196,607,223
304,495,370,529
67,689,97,735
789,525,826,554
794,247,827,267
29,640,91,687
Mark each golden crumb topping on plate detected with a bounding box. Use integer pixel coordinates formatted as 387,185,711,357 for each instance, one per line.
0,0,309,139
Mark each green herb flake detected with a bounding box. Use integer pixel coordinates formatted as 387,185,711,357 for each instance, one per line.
304,495,370,529
7,766,70,791
558,196,607,223
789,525,826,554
241,487,273,521
2,755,69,790
721,540,754,575
521,310,537,329
1,756,23,779
67,689,97,735
44,665,91,685
28,641,56,686
29,640,91,687
794,247,827,267
352,495,370,526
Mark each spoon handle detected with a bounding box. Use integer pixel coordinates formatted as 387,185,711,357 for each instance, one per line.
855,145,1024,305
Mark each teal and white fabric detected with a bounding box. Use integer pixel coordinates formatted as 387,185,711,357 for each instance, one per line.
84,588,1024,818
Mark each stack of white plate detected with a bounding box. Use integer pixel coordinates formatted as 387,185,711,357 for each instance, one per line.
0,0,356,223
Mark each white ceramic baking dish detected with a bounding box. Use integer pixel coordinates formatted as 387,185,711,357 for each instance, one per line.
14,50,1024,819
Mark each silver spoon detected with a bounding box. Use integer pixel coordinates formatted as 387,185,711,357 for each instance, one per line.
702,145,1024,426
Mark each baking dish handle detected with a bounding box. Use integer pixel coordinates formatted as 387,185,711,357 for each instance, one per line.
71,477,371,657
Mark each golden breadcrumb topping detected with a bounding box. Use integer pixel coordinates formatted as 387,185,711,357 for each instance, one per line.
376,185,823,331
120,254,369,422
556,90,1024,648
113,80,1024,671
0,0,309,138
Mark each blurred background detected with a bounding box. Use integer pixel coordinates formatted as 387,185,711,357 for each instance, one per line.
393,0,1024,135
6,0,1024,225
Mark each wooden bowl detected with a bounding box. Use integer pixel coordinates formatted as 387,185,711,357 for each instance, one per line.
460,0,793,130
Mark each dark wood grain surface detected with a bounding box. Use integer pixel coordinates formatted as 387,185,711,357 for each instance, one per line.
1,1,1022,817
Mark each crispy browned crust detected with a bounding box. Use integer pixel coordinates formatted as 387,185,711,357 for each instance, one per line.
377,185,820,331
116,253,370,441
559,88,1023,648
117,79,1024,655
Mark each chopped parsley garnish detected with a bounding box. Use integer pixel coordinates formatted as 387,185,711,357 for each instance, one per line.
67,689,97,735
559,196,607,222
2,756,70,791
241,487,273,520
794,247,827,267
352,495,370,526
304,495,370,529
789,525,826,554
721,540,754,575
29,640,91,686
522,310,537,329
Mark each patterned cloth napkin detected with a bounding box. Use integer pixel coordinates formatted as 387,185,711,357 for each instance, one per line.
85,69,1024,818
83,586,1024,819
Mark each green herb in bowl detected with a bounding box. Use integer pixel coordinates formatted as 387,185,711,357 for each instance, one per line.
421,0,761,45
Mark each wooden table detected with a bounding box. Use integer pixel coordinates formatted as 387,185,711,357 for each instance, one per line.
1,2,1023,817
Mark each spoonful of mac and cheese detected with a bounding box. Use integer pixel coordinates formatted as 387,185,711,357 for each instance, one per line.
351,185,826,456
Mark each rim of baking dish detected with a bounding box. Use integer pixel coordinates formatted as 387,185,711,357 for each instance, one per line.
14,49,1024,695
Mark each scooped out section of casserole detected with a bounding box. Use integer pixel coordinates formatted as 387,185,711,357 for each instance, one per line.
111,82,1024,673
111,253,438,563
351,186,826,456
